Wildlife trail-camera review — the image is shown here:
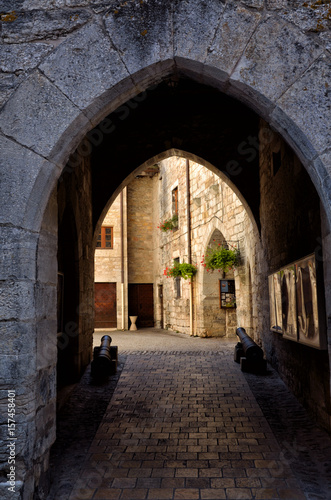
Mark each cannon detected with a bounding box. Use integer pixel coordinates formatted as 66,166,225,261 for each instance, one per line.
234,327,267,374
91,335,118,378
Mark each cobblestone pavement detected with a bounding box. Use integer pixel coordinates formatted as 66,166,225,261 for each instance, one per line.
49,330,331,500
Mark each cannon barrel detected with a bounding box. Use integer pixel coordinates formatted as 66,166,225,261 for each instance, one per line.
236,327,263,361
98,335,112,361
91,335,117,378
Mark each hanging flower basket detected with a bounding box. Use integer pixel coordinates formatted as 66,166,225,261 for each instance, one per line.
164,261,197,280
158,214,178,232
201,243,239,273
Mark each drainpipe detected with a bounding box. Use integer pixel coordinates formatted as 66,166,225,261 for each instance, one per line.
186,159,194,335
120,190,125,330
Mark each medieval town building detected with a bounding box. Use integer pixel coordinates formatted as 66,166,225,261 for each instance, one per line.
94,157,248,338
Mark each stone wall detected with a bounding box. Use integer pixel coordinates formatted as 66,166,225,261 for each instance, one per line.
127,176,157,284
259,120,331,431
0,187,58,500
95,189,128,329
156,157,190,333
57,141,94,387
155,157,259,338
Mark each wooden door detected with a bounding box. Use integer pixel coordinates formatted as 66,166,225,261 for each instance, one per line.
95,283,117,328
158,284,164,329
128,284,154,328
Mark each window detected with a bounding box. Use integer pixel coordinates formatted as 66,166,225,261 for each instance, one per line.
220,279,236,308
174,257,181,299
96,226,113,248
172,187,179,230
172,187,178,216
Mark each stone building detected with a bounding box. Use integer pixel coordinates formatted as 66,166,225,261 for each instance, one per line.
95,158,254,338
0,1,331,498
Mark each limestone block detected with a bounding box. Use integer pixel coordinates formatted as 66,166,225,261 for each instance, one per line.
319,31,331,53
235,217,245,230
34,399,56,457
265,0,286,9
0,227,38,281
26,162,63,233
314,152,331,223
0,419,34,458
320,174,331,227
40,189,58,236
36,367,56,414
0,280,35,321
0,483,23,500
0,42,52,73
205,3,261,78
0,384,37,417
0,71,89,160
273,55,331,157
39,22,130,117
35,282,56,322
23,0,92,7
0,136,52,228
174,0,226,66
0,42,53,106
0,354,36,385
104,0,174,86
0,321,37,356
0,73,19,108
231,17,323,102
1,8,91,43
37,232,58,285
0,1,24,11
241,0,264,8
276,2,331,36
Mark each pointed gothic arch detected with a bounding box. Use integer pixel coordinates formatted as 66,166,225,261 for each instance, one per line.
0,3,330,496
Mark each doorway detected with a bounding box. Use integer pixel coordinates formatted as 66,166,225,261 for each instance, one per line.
94,282,117,328
128,283,154,328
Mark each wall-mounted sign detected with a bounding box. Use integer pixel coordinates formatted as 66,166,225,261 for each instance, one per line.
268,253,327,349
220,279,236,308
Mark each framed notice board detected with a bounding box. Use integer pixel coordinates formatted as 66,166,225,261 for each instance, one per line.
220,279,236,309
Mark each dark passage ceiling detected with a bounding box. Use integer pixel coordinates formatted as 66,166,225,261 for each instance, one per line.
91,78,260,228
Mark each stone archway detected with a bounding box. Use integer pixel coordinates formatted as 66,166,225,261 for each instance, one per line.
0,2,330,497
201,228,237,338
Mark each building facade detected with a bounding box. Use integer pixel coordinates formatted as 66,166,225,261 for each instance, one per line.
95,156,262,339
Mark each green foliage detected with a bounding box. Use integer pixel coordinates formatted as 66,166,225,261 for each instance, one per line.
202,243,239,273
158,214,178,232
164,261,197,280
178,262,198,280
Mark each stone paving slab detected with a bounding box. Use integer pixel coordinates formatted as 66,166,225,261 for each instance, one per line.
93,329,232,352
67,340,305,500
49,330,331,500
243,369,331,500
